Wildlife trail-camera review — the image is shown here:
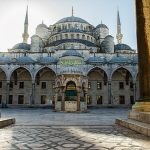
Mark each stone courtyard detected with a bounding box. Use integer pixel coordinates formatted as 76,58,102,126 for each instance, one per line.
0,108,150,150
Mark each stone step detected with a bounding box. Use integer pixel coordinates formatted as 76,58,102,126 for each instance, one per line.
116,118,150,137
0,118,15,128
128,111,150,124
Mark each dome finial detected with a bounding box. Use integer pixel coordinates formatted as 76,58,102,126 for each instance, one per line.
72,6,74,16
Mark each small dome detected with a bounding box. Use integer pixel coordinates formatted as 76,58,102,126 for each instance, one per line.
0,56,10,64
109,55,130,64
86,56,105,64
37,23,48,28
38,56,58,64
115,44,132,51
16,55,35,64
96,24,108,29
60,66,83,75
61,49,83,58
12,43,30,50
56,16,89,24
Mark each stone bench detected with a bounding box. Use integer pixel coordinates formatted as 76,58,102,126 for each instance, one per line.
0,118,15,128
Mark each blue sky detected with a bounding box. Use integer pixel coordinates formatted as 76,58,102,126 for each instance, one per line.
0,0,137,52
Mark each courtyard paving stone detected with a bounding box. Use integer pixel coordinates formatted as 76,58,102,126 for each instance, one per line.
0,108,149,149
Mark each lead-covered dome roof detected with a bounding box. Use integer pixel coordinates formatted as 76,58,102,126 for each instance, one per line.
38,56,58,64
115,44,132,51
86,56,106,64
0,56,11,64
37,23,48,28
109,55,130,64
56,16,89,24
96,24,108,29
61,49,83,58
16,55,35,64
12,43,30,50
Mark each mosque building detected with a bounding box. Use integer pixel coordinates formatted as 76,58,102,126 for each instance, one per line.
0,7,138,111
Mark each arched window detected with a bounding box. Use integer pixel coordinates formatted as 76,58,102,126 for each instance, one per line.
82,35,85,40
65,34,68,39
60,34,62,40
81,24,83,30
75,24,78,29
68,24,71,29
56,36,58,41
77,34,80,39
71,34,74,39
87,36,90,41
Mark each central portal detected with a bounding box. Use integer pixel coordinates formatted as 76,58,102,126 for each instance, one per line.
55,74,88,112
65,81,78,111
65,81,77,101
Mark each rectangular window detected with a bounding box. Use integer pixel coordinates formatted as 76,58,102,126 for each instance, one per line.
130,96,134,105
87,95,92,105
41,95,46,104
119,96,125,104
97,96,103,104
18,95,24,104
130,82,134,89
8,95,13,104
52,96,55,105
19,82,24,89
88,82,91,89
97,82,102,89
119,82,124,89
9,81,13,89
0,95,2,104
0,82,2,88
41,82,46,89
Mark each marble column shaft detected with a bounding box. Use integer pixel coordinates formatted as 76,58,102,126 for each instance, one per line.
136,0,150,101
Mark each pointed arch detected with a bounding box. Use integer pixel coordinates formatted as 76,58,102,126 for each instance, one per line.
9,66,33,81
110,67,133,81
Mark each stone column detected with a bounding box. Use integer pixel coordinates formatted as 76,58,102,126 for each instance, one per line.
55,88,58,106
61,88,65,111
133,82,136,103
84,89,88,104
5,82,10,108
77,91,80,111
31,82,35,105
133,0,150,111
108,81,111,104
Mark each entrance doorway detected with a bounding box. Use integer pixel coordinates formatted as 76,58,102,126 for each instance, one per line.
65,81,77,101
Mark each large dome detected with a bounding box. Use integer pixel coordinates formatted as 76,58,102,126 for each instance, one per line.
56,16,89,24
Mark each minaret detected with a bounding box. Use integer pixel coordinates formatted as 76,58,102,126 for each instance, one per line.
72,6,74,16
22,6,29,43
116,10,123,44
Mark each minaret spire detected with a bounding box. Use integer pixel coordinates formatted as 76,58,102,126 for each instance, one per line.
116,9,123,44
72,6,74,16
22,6,29,43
